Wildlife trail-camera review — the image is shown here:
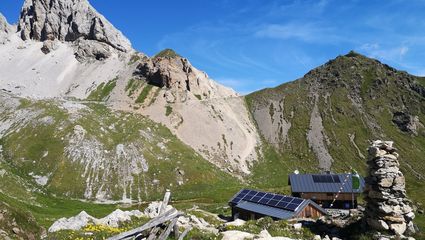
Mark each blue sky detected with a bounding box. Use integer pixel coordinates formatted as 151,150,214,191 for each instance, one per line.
1,0,425,94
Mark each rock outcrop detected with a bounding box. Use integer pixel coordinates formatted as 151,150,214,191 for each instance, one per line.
364,140,416,237
0,13,11,44
392,112,423,136
18,0,131,56
135,50,238,102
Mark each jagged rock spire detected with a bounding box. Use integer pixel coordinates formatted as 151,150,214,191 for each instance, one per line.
18,0,131,52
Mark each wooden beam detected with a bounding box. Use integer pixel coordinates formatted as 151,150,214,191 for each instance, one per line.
173,223,179,239
107,209,182,240
146,227,160,240
177,226,192,240
158,218,178,240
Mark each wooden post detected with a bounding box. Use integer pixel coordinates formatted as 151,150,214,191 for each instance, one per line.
159,189,171,215
147,190,172,240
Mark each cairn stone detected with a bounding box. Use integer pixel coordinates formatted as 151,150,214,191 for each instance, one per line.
364,140,416,237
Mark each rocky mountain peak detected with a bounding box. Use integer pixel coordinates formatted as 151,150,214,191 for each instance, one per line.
153,48,181,59
18,0,131,53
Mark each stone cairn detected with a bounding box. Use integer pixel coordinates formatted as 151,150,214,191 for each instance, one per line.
364,140,416,237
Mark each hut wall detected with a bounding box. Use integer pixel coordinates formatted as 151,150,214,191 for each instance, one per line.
295,205,324,218
299,192,359,201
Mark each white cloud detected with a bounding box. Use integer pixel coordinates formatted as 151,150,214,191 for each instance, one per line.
254,22,343,44
358,43,409,62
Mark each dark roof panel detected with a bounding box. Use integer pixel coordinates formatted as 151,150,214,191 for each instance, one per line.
228,189,328,220
289,173,365,193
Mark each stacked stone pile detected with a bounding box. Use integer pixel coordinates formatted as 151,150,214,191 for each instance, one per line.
364,140,416,237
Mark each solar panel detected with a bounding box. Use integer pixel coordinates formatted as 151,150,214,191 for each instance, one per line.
312,174,341,183
277,201,288,208
240,189,249,194
332,175,340,183
268,199,279,206
290,198,303,204
251,196,262,202
256,192,266,197
229,189,305,212
242,195,252,201
264,193,274,199
286,203,299,211
272,195,284,201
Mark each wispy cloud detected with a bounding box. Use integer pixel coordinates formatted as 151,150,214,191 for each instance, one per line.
358,43,409,62
254,22,348,44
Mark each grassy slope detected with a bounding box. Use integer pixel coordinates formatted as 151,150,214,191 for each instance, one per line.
87,78,118,101
0,97,242,237
245,54,425,235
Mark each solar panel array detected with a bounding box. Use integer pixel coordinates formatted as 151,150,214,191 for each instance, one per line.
230,190,305,212
312,175,341,183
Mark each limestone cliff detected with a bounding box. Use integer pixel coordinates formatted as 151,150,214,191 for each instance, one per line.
18,0,131,57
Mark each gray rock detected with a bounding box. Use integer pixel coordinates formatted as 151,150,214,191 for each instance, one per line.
405,221,416,236
392,112,423,135
389,222,406,236
404,211,415,221
41,40,59,54
367,218,389,230
12,227,20,234
18,0,131,54
0,13,11,44
75,39,112,61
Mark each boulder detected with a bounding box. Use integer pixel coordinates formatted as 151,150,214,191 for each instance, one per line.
41,40,59,54
221,230,254,240
258,229,272,238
